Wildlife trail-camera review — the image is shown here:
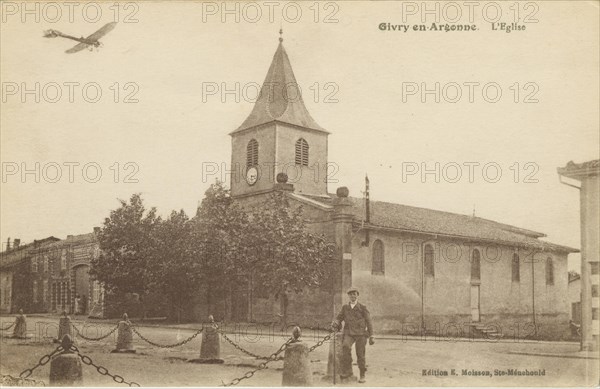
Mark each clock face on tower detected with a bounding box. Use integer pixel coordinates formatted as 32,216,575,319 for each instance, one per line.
246,166,258,186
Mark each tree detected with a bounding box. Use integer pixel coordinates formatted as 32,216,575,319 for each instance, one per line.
147,209,199,322
242,192,335,327
90,193,160,317
192,181,249,318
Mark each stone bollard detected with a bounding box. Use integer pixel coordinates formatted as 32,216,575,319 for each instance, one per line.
282,326,312,387
49,335,83,386
12,309,30,339
324,332,354,383
55,311,73,343
112,313,136,353
189,315,223,364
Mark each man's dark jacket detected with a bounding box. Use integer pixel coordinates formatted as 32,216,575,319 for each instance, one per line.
335,302,374,337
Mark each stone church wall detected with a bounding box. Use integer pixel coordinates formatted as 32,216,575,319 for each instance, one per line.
350,230,570,340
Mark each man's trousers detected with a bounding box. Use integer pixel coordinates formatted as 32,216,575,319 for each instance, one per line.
341,334,367,377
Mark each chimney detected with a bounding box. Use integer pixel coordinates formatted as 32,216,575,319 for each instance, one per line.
93,227,101,234
5,238,10,251
13,239,20,249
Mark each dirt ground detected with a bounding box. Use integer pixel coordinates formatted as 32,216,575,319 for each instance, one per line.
0,316,598,387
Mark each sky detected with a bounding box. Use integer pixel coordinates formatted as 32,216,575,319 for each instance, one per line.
1,1,599,272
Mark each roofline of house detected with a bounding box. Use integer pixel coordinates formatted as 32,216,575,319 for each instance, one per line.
557,160,600,180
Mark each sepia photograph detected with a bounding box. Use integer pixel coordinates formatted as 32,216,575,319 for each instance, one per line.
0,1,599,387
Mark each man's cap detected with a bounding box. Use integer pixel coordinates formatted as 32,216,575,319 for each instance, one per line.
347,287,359,295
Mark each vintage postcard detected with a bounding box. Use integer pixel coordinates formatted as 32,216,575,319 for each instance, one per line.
1,1,599,387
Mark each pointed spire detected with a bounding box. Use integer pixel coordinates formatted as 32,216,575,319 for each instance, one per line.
231,34,328,134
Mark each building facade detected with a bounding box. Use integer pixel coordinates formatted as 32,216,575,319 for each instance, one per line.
0,237,59,314
0,230,104,317
198,35,579,340
558,160,600,350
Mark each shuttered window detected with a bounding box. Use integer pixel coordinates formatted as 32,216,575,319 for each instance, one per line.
246,139,258,168
295,138,309,166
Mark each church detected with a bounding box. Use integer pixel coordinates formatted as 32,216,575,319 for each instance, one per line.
199,34,578,341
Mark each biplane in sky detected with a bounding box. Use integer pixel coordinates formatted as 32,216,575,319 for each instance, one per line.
44,22,117,54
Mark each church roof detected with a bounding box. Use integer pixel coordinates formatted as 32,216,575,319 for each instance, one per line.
231,39,328,135
295,193,578,253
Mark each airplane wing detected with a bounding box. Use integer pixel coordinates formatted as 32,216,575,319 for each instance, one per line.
65,42,88,54
85,22,117,42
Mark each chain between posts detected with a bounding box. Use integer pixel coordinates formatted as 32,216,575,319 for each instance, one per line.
72,323,119,341
221,336,294,387
131,324,203,348
19,345,63,380
69,344,140,387
1,373,46,386
0,322,15,331
307,329,336,353
220,332,282,361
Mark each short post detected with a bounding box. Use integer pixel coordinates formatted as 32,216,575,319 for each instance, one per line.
112,313,136,353
12,309,29,339
55,311,73,343
49,335,83,386
324,332,347,383
282,326,312,387
189,315,223,364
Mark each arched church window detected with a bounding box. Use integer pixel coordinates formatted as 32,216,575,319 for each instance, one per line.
546,257,554,285
424,244,435,277
471,249,481,281
512,253,520,282
247,139,258,167
295,138,309,166
372,239,385,275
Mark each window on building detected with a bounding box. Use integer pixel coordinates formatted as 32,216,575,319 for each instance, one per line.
43,280,48,303
60,249,67,271
424,244,435,277
32,280,38,303
44,255,49,272
372,239,385,275
471,249,481,281
51,283,56,310
246,139,258,168
295,138,309,166
31,258,38,273
512,253,520,282
546,257,554,285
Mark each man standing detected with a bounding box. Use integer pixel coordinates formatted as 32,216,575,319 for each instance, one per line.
332,287,374,383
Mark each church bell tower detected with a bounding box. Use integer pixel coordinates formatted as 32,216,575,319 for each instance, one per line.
229,31,330,199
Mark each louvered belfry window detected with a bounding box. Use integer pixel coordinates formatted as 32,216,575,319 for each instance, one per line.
295,138,309,166
247,139,258,168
